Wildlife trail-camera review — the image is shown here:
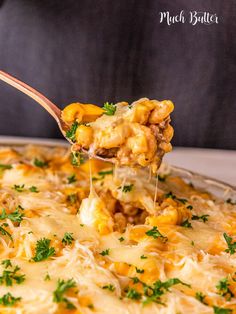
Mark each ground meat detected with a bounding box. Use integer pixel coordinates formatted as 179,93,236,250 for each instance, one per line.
95,147,118,158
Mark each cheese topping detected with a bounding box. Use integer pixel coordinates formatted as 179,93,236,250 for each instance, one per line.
0,145,235,314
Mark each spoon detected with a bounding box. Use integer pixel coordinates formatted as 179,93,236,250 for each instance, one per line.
0,70,110,162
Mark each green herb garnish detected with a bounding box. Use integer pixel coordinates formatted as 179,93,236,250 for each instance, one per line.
66,122,79,142
119,184,134,193
223,233,236,255
140,255,147,259
192,214,209,223
213,306,232,314
118,237,124,242
0,164,12,171
1,260,12,269
0,223,12,241
53,278,77,309
0,292,21,306
216,278,234,300
67,174,77,184
0,208,24,223
62,232,74,246
32,238,55,262
135,267,144,274
102,102,116,116
102,284,115,292
71,152,84,167
33,158,48,168
195,292,207,304
181,219,192,228
0,264,25,286
12,184,25,192
145,226,168,242
100,249,110,256
126,288,142,300
29,186,39,193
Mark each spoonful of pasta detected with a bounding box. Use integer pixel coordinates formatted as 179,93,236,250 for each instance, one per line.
0,70,174,172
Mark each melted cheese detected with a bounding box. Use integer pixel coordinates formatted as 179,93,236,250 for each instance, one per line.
0,145,235,314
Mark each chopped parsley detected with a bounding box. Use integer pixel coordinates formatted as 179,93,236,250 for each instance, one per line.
1,260,12,269
118,237,125,242
140,255,147,259
53,278,77,309
157,174,167,182
0,164,12,171
32,238,55,262
67,174,77,184
181,219,192,228
187,205,193,210
164,191,176,199
145,226,168,242
92,169,113,181
223,233,236,255
62,232,74,246
12,184,25,192
0,292,21,306
192,214,209,223
177,198,188,204
135,267,144,274
213,306,232,314
33,158,48,168
102,284,115,292
70,151,84,167
195,291,207,304
65,122,79,142
126,288,142,300
128,277,190,304
100,249,110,256
119,184,134,193
0,223,12,241
0,264,25,286
67,193,77,204
44,273,51,281
0,208,24,223
102,102,116,115
29,186,39,193
216,278,234,300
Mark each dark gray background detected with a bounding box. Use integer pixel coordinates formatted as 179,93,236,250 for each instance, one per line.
0,0,235,149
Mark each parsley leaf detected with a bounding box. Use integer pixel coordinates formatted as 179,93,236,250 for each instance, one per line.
29,186,39,193
145,226,168,242
120,184,134,193
32,238,55,262
126,288,142,300
1,260,12,269
0,164,12,171
0,265,25,286
44,273,51,281
12,184,25,192
0,208,24,224
118,237,124,242
0,223,12,241
102,102,116,115
0,292,21,306
213,306,232,314
157,175,167,182
62,232,74,246
100,249,110,256
216,278,234,300
140,255,147,259
135,267,144,274
102,284,115,292
53,278,77,309
70,152,84,167
223,233,236,255
195,292,207,304
67,174,77,184
33,158,48,168
65,122,79,142
192,214,209,223
181,219,192,228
